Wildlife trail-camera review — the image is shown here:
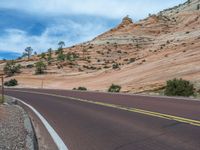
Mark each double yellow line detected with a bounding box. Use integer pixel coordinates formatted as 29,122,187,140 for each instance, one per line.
8,89,200,127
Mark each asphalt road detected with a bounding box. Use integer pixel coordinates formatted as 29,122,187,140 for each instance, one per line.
4,89,200,150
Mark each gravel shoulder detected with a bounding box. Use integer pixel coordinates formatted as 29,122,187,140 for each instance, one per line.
0,97,37,150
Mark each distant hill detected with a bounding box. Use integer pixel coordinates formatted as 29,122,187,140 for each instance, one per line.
0,51,20,60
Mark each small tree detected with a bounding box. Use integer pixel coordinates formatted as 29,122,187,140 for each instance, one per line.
35,61,46,74
40,53,46,60
47,48,53,61
24,47,33,60
58,41,65,49
164,78,194,97
108,84,121,93
3,61,21,76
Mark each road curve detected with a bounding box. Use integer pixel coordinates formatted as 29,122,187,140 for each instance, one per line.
4,89,200,150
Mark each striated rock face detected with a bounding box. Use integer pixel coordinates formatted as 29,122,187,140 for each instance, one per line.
2,0,200,93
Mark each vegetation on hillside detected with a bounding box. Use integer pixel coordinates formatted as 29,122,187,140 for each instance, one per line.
47,48,53,64
73,87,87,91
108,84,121,93
3,61,21,76
4,79,18,86
23,47,33,60
35,61,47,74
164,78,194,97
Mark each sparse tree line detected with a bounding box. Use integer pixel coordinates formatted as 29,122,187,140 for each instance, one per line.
2,61,198,97
2,41,199,97
2,40,80,79
2,53,198,96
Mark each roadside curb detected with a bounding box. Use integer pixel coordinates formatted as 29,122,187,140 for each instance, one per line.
5,97,38,150
4,96,38,150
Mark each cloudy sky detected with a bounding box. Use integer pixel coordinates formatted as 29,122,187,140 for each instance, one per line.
0,0,185,59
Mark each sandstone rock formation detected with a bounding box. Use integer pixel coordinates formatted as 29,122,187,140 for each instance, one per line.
1,0,200,93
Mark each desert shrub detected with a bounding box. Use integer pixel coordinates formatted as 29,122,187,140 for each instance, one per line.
108,84,121,93
26,64,34,68
35,61,47,74
112,63,119,69
117,50,122,53
40,53,46,60
73,87,87,91
4,79,18,86
88,46,93,49
57,53,66,61
164,78,194,97
129,58,136,63
142,59,146,63
56,47,63,55
66,52,78,61
3,61,21,76
103,66,110,69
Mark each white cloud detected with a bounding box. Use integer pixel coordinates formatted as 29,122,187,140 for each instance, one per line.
0,0,186,19
0,0,186,55
0,19,108,53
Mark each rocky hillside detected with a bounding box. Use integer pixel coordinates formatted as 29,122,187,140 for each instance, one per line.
1,0,200,93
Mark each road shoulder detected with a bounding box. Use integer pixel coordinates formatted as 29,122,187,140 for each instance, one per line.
0,97,36,150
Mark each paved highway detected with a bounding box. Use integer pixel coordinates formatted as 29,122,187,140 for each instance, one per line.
4,89,200,150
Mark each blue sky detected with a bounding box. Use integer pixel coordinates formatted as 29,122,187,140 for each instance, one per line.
0,0,186,59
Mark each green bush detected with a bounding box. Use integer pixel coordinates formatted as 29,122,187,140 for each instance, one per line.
164,78,194,97
26,64,34,68
57,53,66,61
66,52,78,61
73,87,87,91
3,61,21,76
108,84,121,93
40,53,46,60
56,47,63,55
4,79,18,86
35,61,46,74
112,63,119,69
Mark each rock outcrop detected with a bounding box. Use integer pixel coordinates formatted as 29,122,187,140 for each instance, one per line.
1,0,200,93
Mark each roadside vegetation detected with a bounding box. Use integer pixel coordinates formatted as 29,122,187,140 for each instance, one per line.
164,78,194,97
4,79,18,87
35,61,47,75
73,87,87,91
108,84,121,93
3,61,21,76
0,95,3,104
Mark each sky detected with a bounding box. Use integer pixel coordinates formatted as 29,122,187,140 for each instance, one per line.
0,0,186,59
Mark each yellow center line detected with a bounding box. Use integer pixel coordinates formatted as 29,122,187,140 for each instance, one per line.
7,89,200,127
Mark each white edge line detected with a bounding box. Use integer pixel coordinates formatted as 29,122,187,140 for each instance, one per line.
13,97,68,150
